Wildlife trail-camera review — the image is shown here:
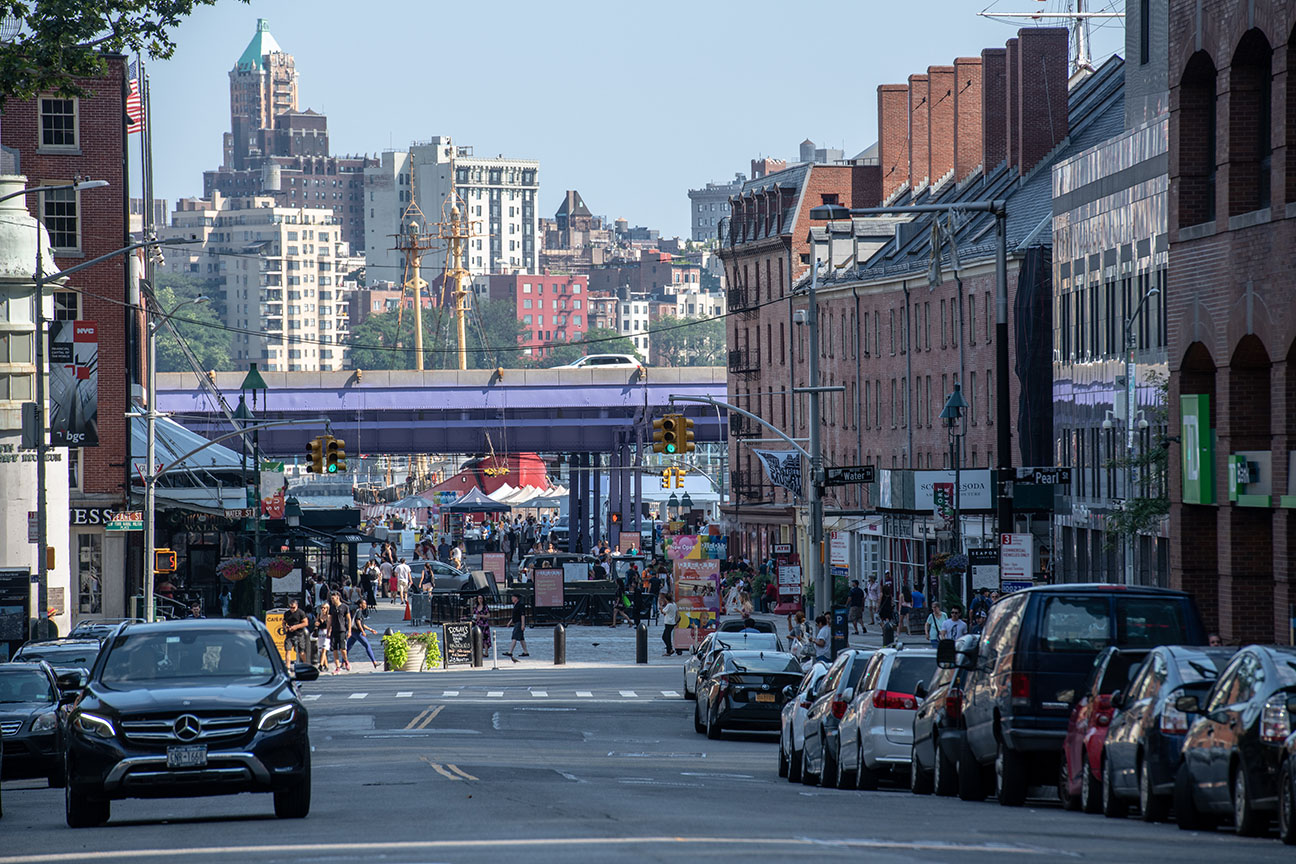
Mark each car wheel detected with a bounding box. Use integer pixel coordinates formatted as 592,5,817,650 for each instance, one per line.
65,769,109,828
1232,763,1264,837
957,736,986,802
1102,756,1127,818
800,747,817,786
910,745,934,795
934,735,958,798
778,739,789,778
836,742,856,789
821,743,839,788
705,707,723,740
1279,762,1295,846
857,736,879,791
47,754,67,789
693,700,705,734
995,741,1027,807
1139,756,1169,822
1058,753,1079,811
1080,756,1102,814
273,752,311,819
788,747,803,784
1173,763,1216,832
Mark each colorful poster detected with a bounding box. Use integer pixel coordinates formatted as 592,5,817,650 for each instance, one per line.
48,319,99,447
259,461,286,518
482,552,508,586
673,559,720,651
665,534,728,561
533,568,564,608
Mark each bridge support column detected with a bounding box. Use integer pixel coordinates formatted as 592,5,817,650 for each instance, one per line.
632,438,642,549
591,452,602,551
579,452,591,553
566,456,578,553
608,438,622,550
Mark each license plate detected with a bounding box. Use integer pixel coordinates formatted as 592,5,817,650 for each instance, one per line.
166,744,207,768
755,693,776,703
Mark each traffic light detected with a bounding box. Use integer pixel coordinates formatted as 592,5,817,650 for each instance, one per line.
326,436,347,474
681,416,696,454
610,512,621,525
651,416,667,454
154,548,177,573
661,414,680,454
660,469,671,489
306,436,324,473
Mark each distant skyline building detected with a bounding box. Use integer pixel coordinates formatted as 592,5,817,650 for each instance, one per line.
687,174,744,242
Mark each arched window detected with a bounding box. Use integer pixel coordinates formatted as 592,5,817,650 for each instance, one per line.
1228,30,1273,215
1177,51,1217,227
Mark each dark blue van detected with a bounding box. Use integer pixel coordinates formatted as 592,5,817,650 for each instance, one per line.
937,584,1207,806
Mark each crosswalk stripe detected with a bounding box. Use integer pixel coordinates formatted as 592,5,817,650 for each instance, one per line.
349,693,367,700
531,691,548,697
662,690,681,698
619,690,638,698
576,691,593,698
396,691,413,698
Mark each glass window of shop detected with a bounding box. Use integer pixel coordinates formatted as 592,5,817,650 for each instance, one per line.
76,533,102,614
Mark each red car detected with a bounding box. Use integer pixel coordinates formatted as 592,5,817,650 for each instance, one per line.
1059,646,1149,814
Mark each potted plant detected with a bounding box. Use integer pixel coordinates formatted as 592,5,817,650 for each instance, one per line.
260,555,295,580
410,631,442,670
217,555,256,582
382,631,409,671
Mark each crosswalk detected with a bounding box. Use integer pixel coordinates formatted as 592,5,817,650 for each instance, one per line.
301,688,685,703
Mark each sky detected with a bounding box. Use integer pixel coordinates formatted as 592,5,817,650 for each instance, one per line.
147,0,1126,240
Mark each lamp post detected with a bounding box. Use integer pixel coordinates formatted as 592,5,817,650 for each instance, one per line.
142,295,208,622
1,178,108,639
240,364,269,616
940,384,967,604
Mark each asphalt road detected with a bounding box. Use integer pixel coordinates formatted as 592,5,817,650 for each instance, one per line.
1,663,1292,863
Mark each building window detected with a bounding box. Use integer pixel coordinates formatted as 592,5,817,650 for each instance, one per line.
39,97,78,150
1178,52,1217,227
76,532,103,614
40,186,80,252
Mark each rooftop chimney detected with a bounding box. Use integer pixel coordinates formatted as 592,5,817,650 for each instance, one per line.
927,65,956,186
953,57,983,181
908,73,930,190
1015,27,1070,174
877,84,910,201
981,47,1007,170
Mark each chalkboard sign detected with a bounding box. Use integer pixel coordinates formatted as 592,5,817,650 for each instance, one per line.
443,622,473,667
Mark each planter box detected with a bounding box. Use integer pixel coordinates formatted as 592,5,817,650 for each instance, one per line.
400,644,427,672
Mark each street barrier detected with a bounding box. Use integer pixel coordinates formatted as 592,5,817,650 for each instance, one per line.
554,624,566,665
635,623,648,664
470,624,483,667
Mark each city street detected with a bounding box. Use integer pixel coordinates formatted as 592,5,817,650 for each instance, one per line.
2,662,1292,864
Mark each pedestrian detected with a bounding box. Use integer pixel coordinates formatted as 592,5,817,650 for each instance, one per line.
419,563,436,594
610,577,630,627
924,601,948,648
762,579,777,613
939,605,969,641
848,579,866,635
504,591,529,660
283,599,310,665
312,573,328,610
632,578,644,627
898,588,914,635
472,594,493,655
648,571,663,620
866,577,881,624
346,598,380,669
878,586,897,646
450,541,465,570
1208,632,1222,647
188,601,204,619
660,594,678,656
311,603,330,671
362,559,379,607
969,587,992,620
380,557,395,603
327,591,352,674
219,584,232,617
811,614,832,664
395,558,412,604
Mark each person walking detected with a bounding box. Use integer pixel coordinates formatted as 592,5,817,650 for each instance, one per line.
346,598,380,669
311,602,330,671
632,578,644,627
283,599,309,665
450,541,465,570
939,605,969,641
395,558,412,605
610,577,630,627
361,559,379,607
924,601,948,648
811,614,833,664
472,595,493,657
379,557,395,603
878,586,897,646
847,580,866,635
660,594,678,656
326,591,352,674
504,592,529,661
866,577,881,624
898,588,914,635
419,563,436,594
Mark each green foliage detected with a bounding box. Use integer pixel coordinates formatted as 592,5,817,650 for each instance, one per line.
1104,372,1171,547
382,630,409,670
347,299,526,371
0,0,246,102
411,631,441,670
151,280,231,373
540,327,642,367
649,315,726,367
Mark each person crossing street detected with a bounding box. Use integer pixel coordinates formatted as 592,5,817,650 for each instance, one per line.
346,598,380,668
503,591,529,661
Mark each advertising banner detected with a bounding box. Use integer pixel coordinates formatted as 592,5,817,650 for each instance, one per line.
664,534,728,561
914,470,993,510
968,547,1000,592
259,462,286,518
751,448,803,496
778,565,803,597
673,559,720,651
533,568,565,608
48,320,99,447
265,610,288,663
443,622,473,667
933,482,955,530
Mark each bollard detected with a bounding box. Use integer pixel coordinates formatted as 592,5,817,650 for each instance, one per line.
470,624,484,667
636,622,648,664
382,627,395,671
554,623,566,665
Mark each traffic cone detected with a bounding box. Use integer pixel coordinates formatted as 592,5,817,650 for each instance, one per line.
403,599,412,622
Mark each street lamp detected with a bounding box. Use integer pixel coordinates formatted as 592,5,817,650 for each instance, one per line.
240,363,269,615
940,383,967,609
142,294,208,621
3,178,109,639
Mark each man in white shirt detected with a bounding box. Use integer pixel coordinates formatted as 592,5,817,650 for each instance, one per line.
450,542,465,570
812,614,833,663
939,605,969,641
394,558,412,604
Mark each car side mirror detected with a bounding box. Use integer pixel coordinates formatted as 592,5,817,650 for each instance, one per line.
782,685,796,700
1174,693,1201,714
293,662,320,682
56,670,87,691
842,687,854,703
935,639,957,668
1110,689,1125,710
914,680,928,700
1288,695,1296,713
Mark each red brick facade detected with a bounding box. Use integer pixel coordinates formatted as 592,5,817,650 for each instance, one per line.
1167,1,1296,644
953,57,984,181
928,65,956,186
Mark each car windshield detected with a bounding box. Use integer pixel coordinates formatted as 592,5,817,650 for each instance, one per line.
886,656,938,696
14,644,100,668
1115,598,1191,648
100,630,275,688
1040,596,1112,652
0,670,54,703
713,634,778,653
726,653,800,674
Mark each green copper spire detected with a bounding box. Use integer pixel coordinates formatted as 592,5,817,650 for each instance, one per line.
235,19,283,72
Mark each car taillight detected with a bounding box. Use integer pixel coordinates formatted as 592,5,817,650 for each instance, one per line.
872,691,918,711
944,688,964,724
1011,672,1031,706
1159,705,1189,735
1260,695,1293,744
831,700,848,719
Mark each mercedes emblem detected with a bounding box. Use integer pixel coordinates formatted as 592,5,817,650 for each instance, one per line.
173,714,202,742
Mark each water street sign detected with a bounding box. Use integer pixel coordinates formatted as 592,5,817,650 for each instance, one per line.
824,465,877,486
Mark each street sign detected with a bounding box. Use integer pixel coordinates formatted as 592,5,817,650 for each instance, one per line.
1000,533,1033,584
968,547,999,591
105,510,144,531
1015,467,1073,485
27,511,37,544
772,544,791,555
824,465,876,486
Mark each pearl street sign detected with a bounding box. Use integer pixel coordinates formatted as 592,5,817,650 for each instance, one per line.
1014,467,1073,485
824,465,877,486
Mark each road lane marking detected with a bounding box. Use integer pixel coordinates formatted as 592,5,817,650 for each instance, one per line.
419,756,460,780
348,692,367,700
531,690,548,697
488,690,504,697
661,690,680,698
445,763,478,780
301,694,320,701
405,708,432,730
619,690,638,697
415,705,444,729
442,690,460,696
396,691,413,698
576,690,593,697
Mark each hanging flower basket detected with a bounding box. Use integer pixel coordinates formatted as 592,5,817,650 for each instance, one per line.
945,553,969,574
217,556,256,583
261,556,295,580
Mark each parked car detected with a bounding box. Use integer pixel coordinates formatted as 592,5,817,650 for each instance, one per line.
693,649,802,739
0,662,67,787
68,619,141,639
683,631,783,699
837,646,938,790
560,353,644,371
778,662,829,783
63,617,319,827
717,618,777,634
12,637,104,675
1279,726,1296,844
1101,645,1235,821
1173,644,1296,835
910,664,970,797
937,584,1206,806
1058,646,1151,815
800,649,874,787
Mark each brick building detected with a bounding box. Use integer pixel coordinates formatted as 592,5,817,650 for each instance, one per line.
484,273,591,355
1167,2,1296,644
0,57,134,625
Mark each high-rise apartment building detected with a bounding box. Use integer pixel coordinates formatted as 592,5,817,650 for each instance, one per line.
687,175,744,242
363,138,539,286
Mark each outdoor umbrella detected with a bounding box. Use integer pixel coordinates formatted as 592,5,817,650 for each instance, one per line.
440,487,510,514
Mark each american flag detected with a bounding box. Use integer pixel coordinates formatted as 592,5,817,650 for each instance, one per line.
126,60,142,133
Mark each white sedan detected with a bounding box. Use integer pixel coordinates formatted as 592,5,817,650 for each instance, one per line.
836,646,938,789
779,662,829,782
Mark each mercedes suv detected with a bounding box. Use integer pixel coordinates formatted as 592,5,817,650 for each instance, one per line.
62,617,318,827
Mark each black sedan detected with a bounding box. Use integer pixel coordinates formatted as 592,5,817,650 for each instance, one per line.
910,664,969,797
0,661,67,787
12,637,103,675
63,617,319,827
1174,644,1296,835
694,650,802,739
1102,645,1234,821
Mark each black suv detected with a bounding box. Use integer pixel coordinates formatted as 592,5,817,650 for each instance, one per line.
63,617,318,827
0,661,67,787
937,584,1206,807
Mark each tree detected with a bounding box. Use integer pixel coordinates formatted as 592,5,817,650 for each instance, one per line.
1103,371,1171,547
540,328,641,367
464,298,527,369
346,307,439,371
151,283,231,373
347,299,528,371
153,270,224,321
649,315,726,366
0,1,245,102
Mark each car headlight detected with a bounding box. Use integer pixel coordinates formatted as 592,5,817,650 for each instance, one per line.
258,704,296,731
72,712,115,739
30,712,58,733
